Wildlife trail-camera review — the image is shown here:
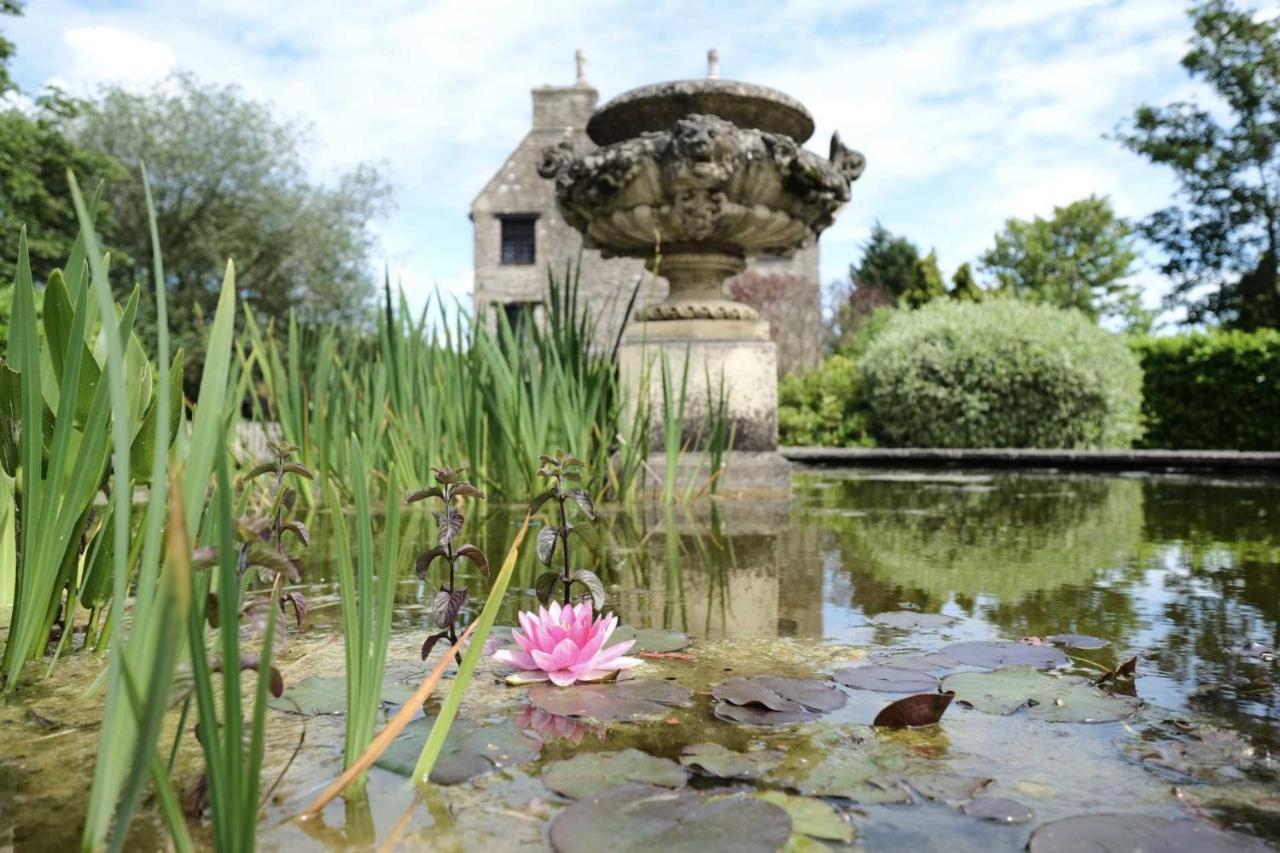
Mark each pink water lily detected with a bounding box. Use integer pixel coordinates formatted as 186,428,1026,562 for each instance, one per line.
493,601,641,687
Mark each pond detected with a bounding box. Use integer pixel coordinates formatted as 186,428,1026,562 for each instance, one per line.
2,469,1278,850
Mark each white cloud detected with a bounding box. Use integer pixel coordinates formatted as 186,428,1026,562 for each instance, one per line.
6,0,1201,313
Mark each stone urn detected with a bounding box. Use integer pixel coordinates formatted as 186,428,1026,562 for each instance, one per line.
538,74,864,485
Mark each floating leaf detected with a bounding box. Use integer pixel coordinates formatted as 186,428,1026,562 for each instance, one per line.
714,703,817,726
1027,814,1270,852
541,749,688,798
268,674,416,715
528,679,693,721
873,691,954,729
375,717,541,784
714,678,803,713
1094,655,1138,685
765,730,913,804
537,524,560,566
942,667,1136,722
870,611,958,629
1133,726,1258,782
942,641,1068,670
549,784,792,853
906,773,992,803
1046,633,1107,650
572,569,606,609
714,676,847,713
754,791,853,843
680,743,782,780
868,652,960,672
607,626,691,653
964,796,1033,824
835,665,940,694
455,544,489,577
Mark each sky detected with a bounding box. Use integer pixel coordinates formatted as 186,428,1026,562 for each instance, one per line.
4,0,1208,315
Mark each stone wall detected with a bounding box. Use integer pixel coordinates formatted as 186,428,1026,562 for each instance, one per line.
472,79,823,373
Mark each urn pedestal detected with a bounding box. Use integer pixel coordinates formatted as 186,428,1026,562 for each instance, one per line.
619,317,793,492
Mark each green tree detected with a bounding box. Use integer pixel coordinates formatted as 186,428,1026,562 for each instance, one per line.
950,262,983,301
71,73,392,382
1116,0,1280,328
1,1,124,352
852,222,922,300
980,195,1139,322
904,249,947,308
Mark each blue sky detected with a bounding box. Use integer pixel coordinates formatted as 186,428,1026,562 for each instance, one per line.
5,0,1206,315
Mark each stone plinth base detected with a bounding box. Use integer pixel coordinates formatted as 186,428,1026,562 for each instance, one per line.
619,319,778,452
637,451,793,495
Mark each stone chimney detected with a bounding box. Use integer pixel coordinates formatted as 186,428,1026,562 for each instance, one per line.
531,49,598,130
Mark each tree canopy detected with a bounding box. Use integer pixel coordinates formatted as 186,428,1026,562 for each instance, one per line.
69,73,392,381
1116,0,1280,329
980,195,1140,323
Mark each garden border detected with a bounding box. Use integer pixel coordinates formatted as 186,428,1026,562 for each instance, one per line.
781,447,1280,475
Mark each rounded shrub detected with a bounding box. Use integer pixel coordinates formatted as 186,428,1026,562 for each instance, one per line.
857,299,1144,448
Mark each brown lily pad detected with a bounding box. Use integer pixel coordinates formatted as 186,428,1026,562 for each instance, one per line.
873,691,954,728
714,703,817,727
1028,814,1270,852
868,652,961,673
549,784,792,853
712,675,845,726
942,641,1068,670
964,796,1033,824
835,665,940,694
528,679,693,721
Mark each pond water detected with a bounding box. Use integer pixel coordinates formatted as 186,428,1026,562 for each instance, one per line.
2,469,1278,850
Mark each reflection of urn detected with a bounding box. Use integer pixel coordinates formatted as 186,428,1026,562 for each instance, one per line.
538,79,864,321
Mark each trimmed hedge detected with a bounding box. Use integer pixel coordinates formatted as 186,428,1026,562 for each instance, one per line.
858,300,1144,448
1132,330,1280,450
778,354,873,447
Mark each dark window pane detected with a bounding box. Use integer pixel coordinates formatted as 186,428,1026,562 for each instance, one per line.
500,217,536,265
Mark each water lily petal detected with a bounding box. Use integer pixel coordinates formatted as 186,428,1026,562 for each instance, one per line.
493,648,538,670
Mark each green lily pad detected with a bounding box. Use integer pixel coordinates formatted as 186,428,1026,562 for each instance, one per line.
942,641,1068,670
870,611,958,629
941,666,1136,722
834,665,940,694
754,791,853,843
765,729,913,804
906,773,993,804
374,716,541,783
267,675,417,715
549,784,792,853
680,743,782,780
541,748,688,798
607,626,692,653
1028,814,1270,852
1046,633,1107,650
528,679,693,721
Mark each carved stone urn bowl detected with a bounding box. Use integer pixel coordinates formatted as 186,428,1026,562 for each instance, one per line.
539,79,864,321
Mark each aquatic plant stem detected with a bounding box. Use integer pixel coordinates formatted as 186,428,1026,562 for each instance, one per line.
293,621,479,819
557,486,572,605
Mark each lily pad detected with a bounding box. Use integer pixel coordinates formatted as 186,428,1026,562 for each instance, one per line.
906,773,993,804
834,665,939,694
963,796,1033,824
542,748,688,799
941,641,1068,670
765,729,913,804
868,652,960,672
268,675,417,715
1046,633,1107,650
714,676,847,712
941,666,1135,722
870,611,958,629
754,791,853,843
714,677,804,712
873,692,954,729
549,783,792,853
374,717,541,783
1027,814,1271,852
528,679,693,721
1134,727,1258,781
607,626,692,653
680,743,782,780
713,703,817,726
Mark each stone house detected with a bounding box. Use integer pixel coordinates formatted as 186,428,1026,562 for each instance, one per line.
470,55,823,374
